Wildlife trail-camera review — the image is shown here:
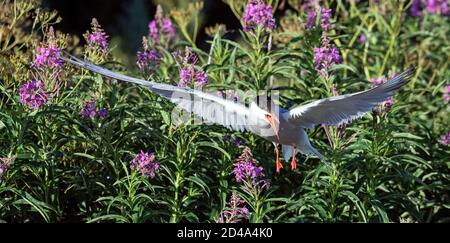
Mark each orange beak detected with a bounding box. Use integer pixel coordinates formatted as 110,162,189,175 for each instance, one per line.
265,114,280,142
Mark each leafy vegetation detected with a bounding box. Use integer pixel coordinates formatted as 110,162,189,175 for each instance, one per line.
0,0,449,223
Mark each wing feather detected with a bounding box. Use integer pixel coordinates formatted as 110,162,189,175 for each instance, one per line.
284,68,415,128
62,54,255,132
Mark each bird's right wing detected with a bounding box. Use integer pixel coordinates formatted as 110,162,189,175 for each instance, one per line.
62,54,258,132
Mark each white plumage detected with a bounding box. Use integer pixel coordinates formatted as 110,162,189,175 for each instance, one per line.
63,53,414,171
284,70,413,128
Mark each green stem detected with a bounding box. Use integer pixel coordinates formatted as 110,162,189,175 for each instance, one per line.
59,71,87,104
170,172,181,223
180,23,196,48
379,2,404,76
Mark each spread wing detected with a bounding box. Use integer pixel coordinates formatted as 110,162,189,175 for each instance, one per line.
283,68,415,128
62,54,257,132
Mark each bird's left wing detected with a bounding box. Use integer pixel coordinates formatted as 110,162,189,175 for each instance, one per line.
283,68,415,128
62,54,254,132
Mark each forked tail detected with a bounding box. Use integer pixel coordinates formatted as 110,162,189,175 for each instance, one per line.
298,129,332,169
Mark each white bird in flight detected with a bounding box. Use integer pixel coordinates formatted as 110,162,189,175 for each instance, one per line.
63,53,415,173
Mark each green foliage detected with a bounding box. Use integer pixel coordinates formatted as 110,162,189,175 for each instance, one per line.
0,0,449,223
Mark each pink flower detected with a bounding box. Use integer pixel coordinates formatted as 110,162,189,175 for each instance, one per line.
306,9,317,29
370,77,387,87
80,100,108,119
130,151,160,178
242,0,276,32
32,27,64,69
194,70,208,87
440,132,450,145
162,18,175,40
136,48,160,74
233,147,269,189
443,85,450,103
148,17,175,44
148,20,159,43
411,0,423,16
383,96,395,110
314,46,342,71
19,80,48,109
358,34,368,43
0,156,16,181
411,0,450,16
178,66,195,87
32,45,64,69
173,48,208,88
86,18,109,53
320,7,332,31
216,193,249,223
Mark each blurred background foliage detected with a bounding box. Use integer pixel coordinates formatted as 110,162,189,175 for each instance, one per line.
42,0,242,62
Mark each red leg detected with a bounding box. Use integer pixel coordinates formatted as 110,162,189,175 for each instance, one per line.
291,146,297,170
275,144,283,173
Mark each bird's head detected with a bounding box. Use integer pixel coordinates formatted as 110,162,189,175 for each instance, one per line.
250,94,280,141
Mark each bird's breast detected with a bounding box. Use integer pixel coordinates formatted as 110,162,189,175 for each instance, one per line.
261,120,300,145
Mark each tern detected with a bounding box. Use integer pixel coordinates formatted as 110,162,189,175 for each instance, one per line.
63,53,415,172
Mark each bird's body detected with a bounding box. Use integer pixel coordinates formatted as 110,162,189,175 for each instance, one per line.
63,53,415,172
247,102,327,168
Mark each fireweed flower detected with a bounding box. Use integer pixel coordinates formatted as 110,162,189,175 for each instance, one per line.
32,27,64,69
148,20,159,41
80,100,108,119
242,0,276,32
19,80,48,109
148,5,175,45
216,193,249,223
410,0,450,16
443,85,450,103
0,156,15,181
98,108,108,118
173,48,208,88
130,151,160,178
33,44,64,69
370,76,387,87
314,46,342,70
233,147,270,190
306,9,317,29
179,66,195,87
440,132,450,145
305,6,333,31
426,0,449,14
136,49,159,70
148,18,175,43
299,0,320,12
358,34,368,43
194,70,208,87
383,96,395,110
427,0,438,12
320,7,332,31
314,36,342,73
162,17,175,41
136,37,161,74
85,18,109,53
80,101,97,119
411,0,423,16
